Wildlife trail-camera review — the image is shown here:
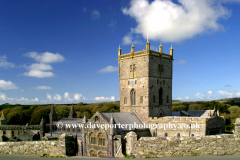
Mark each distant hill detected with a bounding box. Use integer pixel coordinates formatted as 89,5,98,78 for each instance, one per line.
213,97,240,102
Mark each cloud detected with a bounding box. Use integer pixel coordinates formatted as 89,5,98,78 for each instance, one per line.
82,7,87,12
47,93,52,100
28,63,53,70
94,96,115,102
122,0,233,43
91,10,100,19
53,94,62,101
0,92,39,104
0,80,18,90
0,92,7,101
177,60,187,64
26,52,64,63
0,55,14,68
225,84,232,87
33,86,52,90
24,70,54,78
74,93,82,101
195,93,204,100
108,19,117,27
98,66,118,73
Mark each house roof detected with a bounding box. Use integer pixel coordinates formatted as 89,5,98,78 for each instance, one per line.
100,112,142,131
172,111,180,116
58,118,83,124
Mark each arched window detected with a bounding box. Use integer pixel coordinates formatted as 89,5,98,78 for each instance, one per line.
95,116,99,123
131,89,136,106
164,133,168,137
159,87,163,105
90,150,97,157
98,133,106,146
177,133,181,137
90,133,97,145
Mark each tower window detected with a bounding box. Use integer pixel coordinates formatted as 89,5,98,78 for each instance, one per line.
131,89,136,106
157,79,159,84
177,133,181,137
135,80,137,84
166,95,169,103
130,65,132,72
124,97,127,104
153,95,155,103
140,96,143,103
159,87,163,105
133,64,136,72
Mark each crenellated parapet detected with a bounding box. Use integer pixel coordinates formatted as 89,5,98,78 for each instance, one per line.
149,116,207,123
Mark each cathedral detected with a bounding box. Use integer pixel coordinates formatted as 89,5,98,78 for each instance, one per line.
0,41,225,157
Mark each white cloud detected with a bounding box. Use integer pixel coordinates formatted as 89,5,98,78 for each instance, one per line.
195,93,204,100
94,96,115,102
74,93,82,101
28,63,53,70
98,66,118,73
47,93,52,100
64,92,72,101
33,86,52,90
0,55,14,68
177,60,187,64
0,80,18,90
122,34,133,45
53,94,62,101
215,90,234,98
122,0,233,43
91,10,100,19
24,70,54,78
26,51,64,63
0,92,7,101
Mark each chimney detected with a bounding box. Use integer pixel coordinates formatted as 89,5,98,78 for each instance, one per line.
159,45,163,54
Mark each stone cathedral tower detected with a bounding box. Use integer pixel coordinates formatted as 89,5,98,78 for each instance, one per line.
118,41,173,124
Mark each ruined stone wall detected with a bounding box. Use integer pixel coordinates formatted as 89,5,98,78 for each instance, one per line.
0,140,65,157
126,134,240,158
0,133,75,157
149,117,207,137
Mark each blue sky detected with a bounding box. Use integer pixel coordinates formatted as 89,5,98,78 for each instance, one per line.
1,0,240,104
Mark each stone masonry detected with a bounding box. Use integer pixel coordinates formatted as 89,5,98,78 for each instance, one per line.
118,42,173,124
126,134,240,158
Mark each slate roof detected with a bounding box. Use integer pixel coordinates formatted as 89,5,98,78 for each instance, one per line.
58,118,83,124
187,110,214,118
100,112,142,131
172,110,215,118
172,111,180,116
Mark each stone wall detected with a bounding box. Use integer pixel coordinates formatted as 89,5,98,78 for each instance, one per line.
0,133,75,157
126,134,240,158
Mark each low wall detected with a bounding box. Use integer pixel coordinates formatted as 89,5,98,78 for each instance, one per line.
126,132,240,158
0,133,74,157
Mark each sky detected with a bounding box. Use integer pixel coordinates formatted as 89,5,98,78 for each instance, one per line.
1,0,240,105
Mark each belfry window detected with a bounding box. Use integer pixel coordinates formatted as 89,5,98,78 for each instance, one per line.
159,87,163,105
131,89,136,106
133,64,136,72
